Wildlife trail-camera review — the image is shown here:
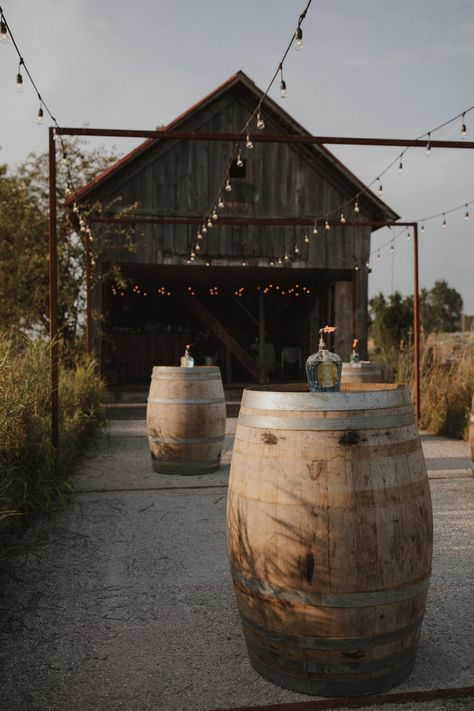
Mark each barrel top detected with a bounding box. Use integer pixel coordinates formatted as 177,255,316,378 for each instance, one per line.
241,382,411,412
151,366,222,380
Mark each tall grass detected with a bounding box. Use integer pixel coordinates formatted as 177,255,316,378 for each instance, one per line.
397,333,474,439
0,336,106,555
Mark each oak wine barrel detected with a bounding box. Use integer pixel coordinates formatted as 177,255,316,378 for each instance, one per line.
227,383,433,696
341,361,384,384
146,366,226,474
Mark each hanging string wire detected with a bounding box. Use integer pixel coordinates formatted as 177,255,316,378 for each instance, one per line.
0,4,95,248
188,0,313,262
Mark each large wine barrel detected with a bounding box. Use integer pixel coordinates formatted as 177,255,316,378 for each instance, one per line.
227,383,433,697
146,366,226,474
470,394,474,478
342,361,384,384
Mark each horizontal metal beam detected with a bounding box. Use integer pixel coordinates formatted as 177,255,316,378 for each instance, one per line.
88,215,415,228
55,126,474,149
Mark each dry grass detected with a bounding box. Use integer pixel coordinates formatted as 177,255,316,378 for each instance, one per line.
0,336,106,557
397,332,474,439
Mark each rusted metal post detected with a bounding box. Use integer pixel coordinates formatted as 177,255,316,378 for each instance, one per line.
84,229,93,355
413,222,421,423
48,127,59,450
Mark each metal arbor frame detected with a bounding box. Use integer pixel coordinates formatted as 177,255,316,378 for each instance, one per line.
49,126,474,448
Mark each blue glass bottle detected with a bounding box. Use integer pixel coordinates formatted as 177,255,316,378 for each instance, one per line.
305,328,342,392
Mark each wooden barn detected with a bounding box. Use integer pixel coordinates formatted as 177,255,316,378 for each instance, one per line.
69,71,398,387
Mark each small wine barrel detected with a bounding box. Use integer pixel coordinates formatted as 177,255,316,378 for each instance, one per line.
342,361,384,384
146,366,226,474
470,394,474,478
227,383,433,697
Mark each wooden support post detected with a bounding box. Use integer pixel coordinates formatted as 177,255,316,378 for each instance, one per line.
258,290,265,384
48,127,59,451
413,223,421,423
85,229,93,356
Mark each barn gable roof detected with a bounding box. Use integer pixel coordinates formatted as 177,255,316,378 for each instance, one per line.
66,70,398,224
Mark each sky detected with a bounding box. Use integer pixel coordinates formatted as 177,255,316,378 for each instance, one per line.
1,0,473,312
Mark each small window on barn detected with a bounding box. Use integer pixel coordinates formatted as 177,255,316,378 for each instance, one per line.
229,159,246,179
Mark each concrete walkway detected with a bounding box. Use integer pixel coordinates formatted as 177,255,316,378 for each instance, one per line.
0,420,473,711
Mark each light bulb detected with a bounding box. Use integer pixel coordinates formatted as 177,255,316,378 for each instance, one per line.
354,264,360,271
225,179,232,192
354,200,360,213
365,261,370,268
202,225,207,234
246,133,254,149
278,257,282,265
340,213,346,224
206,262,210,267
304,233,310,244
312,223,318,235
218,196,224,208
36,106,44,124
280,79,287,99
378,182,383,196
284,253,289,261
442,214,446,228
295,26,303,50
191,250,196,258
325,219,330,230
241,260,247,267
420,224,424,232
465,205,470,220
236,151,243,168
212,209,218,220
294,244,300,254
195,244,201,252
377,252,380,260
398,159,403,174
426,134,431,155
207,218,213,228
1,19,9,43
256,111,265,130
197,232,202,240
461,114,467,137
390,244,394,252
269,260,274,266
16,72,24,92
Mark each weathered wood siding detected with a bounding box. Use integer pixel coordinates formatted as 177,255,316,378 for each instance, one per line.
91,88,372,275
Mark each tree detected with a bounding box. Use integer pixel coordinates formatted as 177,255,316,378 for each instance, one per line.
0,139,135,345
369,291,413,355
420,280,463,333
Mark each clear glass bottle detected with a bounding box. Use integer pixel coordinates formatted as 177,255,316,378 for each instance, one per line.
305,328,342,392
180,345,194,368
350,337,361,365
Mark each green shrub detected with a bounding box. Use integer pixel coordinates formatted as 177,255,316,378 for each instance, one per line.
0,336,105,554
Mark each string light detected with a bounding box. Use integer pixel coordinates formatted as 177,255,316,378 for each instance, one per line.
16,60,24,92
245,133,254,149
36,104,44,125
312,221,318,234
354,264,360,271
426,132,431,155
225,179,232,192
340,212,346,224
202,225,207,234
197,231,202,240
465,205,469,220
283,252,290,261
353,199,360,214
279,66,287,98
377,251,381,260
256,111,265,130
0,14,8,43
378,180,383,196
304,233,310,244
398,157,403,174
461,113,467,138
217,196,225,208
294,26,303,50
390,244,394,252
442,213,447,228
325,219,331,230
294,243,300,254
195,243,201,252
207,217,213,228
211,208,218,220
236,149,243,168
